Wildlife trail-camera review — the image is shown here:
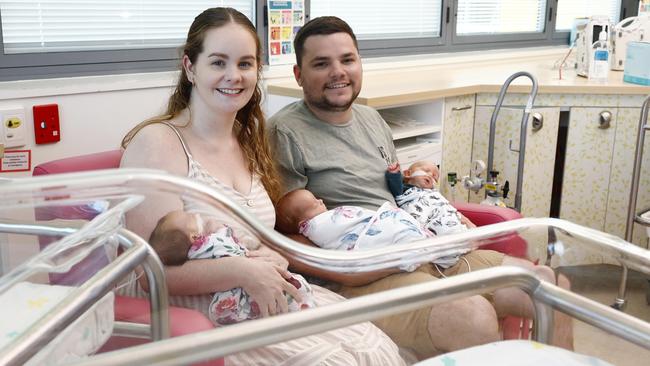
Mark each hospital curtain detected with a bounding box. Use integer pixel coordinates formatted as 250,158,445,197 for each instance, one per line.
555,0,622,30
310,0,442,40
0,0,255,54
456,0,547,35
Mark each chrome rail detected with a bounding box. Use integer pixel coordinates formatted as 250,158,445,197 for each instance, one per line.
1,170,649,274
487,71,539,212
71,266,650,366
0,225,169,366
614,94,650,310
2,170,650,364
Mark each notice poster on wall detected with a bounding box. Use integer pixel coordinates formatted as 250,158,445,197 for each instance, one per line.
268,0,304,65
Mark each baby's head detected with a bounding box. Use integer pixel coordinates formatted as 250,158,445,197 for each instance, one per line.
149,210,203,265
275,189,328,234
404,161,440,189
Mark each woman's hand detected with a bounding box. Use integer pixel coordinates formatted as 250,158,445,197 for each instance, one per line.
238,258,302,318
247,245,289,270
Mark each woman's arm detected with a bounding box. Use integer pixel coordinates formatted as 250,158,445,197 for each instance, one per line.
282,233,400,287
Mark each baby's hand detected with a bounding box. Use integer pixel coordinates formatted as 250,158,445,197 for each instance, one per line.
204,218,227,234
387,162,401,173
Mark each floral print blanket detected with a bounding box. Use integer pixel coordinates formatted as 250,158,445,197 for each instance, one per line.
299,201,430,253
188,226,315,326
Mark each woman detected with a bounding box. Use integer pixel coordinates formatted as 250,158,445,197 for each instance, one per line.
120,7,405,365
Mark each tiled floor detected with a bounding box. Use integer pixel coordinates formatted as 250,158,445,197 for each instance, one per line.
560,265,650,366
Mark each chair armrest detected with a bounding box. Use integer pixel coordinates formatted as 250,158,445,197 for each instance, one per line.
33,150,123,175
452,202,528,259
452,202,522,226
113,295,215,336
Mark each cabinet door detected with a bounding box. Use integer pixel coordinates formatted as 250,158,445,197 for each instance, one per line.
605,107,650,247
471,106,560,218
560,107,617,230
441,95,475,202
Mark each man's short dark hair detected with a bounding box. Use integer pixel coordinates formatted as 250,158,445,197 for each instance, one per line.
293,16,358,66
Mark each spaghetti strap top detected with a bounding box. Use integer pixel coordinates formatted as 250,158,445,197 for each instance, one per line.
161,122,276,228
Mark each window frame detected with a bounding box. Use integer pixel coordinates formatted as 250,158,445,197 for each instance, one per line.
550,0,637,42
0,1,261,81
0,0,635,81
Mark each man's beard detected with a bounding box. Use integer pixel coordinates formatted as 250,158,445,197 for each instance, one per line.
305,87,360,113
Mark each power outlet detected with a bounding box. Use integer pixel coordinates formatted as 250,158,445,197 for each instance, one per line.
0,107,27,148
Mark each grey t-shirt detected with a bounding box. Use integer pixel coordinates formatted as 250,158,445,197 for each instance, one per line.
269,100,398,210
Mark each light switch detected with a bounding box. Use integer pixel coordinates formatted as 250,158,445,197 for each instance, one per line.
0,107,27,148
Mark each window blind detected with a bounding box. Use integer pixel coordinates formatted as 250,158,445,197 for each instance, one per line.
310,0,442,40
0,1,255,54
555,0,621,31
456,0,546,35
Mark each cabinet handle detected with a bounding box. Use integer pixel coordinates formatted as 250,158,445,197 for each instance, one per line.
532,112,543,132
452,105,472,111
599,111,612,129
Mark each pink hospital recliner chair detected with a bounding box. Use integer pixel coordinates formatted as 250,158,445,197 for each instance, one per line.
32,150,223,366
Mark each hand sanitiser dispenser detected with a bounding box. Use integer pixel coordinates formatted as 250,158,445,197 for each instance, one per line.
575,15,611,78
589,30,610,82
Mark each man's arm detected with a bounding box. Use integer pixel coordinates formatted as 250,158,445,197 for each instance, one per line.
269,126,309,195
283,233,400,287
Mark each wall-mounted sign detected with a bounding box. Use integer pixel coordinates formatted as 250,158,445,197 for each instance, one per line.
0,149,31,172
268,0,304,65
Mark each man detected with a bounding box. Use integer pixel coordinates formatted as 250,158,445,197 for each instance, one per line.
268,16,572,359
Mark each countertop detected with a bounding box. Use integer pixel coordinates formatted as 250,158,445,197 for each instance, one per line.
266,51,650,109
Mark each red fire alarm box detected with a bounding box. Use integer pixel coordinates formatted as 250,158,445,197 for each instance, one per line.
33,104,61,144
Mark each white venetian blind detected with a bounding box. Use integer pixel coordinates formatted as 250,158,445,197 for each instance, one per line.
310,0,442,40
456,0,546,35
0,1,255,54
555,0,621,31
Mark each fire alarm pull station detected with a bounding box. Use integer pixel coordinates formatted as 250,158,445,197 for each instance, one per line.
33,104,61,144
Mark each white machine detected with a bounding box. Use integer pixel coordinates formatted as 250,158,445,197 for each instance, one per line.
575,15,611,78
611,14,650,70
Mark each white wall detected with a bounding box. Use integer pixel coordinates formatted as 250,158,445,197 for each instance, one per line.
0,73,177,178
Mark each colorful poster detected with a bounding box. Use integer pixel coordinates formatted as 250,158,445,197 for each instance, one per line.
267,0,305,65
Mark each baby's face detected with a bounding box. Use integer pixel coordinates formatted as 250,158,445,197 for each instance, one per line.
164,211,204,241
408,162,439,189
295,190,328,222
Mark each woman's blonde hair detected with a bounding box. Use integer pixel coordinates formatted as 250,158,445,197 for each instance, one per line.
121,7,281,202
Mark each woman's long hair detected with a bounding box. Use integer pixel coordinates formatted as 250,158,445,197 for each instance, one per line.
121,7,281,202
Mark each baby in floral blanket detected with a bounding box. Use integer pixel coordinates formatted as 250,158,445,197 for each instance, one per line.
277,189,473,269
149,210,315,326
276,190,443,267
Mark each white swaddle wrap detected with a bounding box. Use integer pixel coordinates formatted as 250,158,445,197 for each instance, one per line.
396,187,467,236
300,202,429,251
300,202,434,271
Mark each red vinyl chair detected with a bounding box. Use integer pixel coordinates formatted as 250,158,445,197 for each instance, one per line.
33,150,223,366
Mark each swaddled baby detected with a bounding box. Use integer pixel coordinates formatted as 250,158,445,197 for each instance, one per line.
275,189,462,270
149,210,315,326
386,160,476,236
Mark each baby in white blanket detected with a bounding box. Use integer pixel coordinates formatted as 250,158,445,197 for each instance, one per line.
277,189,430,250
275,189,468,269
